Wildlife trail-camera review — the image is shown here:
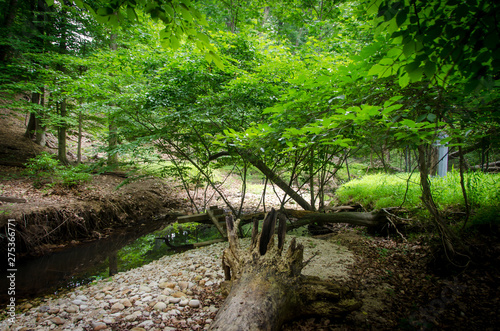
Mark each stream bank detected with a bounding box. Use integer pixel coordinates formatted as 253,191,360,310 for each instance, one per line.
0,168,183,257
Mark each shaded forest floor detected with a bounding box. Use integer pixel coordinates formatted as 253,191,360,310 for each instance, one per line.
1,106,500,330
284,226,500,330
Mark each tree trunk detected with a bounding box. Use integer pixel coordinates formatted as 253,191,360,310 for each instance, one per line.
25,93,39,139
417,145,467,259
77,109,83,163
210,209,360,331
58,99,69,164
107,34,119,166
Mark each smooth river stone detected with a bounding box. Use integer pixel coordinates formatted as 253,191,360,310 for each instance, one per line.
172,291,186,298
110,302,125,312
188,299,201,308
153,302,167,311
169,297,181,304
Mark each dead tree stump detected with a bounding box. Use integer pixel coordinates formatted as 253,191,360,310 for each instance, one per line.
210,209,360,331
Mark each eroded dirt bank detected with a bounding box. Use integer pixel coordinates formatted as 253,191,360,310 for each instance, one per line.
0,167,182,256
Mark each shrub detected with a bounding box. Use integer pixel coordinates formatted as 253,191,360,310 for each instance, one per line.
24,152,60,188
24,153,92,188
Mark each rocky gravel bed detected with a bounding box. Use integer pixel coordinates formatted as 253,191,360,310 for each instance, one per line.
1,236,354,331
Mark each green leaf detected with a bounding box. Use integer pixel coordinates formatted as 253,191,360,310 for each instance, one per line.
97,7,114,16
210,51,224,70
396,8,408,27
427,113,437,122
95,14,110,24
423,61,436,78
398,72,410,88
368,64,386,76
403,41,415,58
73,0,84,8
179,5,193,22
45,0,54,6
127,6,138,20
408,67,423,82
170,35,180,49
383,104,403,114
401,119,417,128
367,0,382,16
197,32,210,45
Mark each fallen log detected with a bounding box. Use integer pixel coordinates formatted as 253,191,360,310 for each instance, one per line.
210,209,360,331
176,207,225,224
285,209,388,230
0,196,27,203
156,237,227,251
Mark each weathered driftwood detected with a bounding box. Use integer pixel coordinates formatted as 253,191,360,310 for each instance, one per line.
210,209,360,331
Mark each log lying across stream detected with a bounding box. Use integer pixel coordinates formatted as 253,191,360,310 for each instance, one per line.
210,209,361,331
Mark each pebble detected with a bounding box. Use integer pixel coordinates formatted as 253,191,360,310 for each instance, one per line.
169,297,181,304
189,299,201,308
111,302,125,312
92,322,107,330
0,236,351,330
65,305,79,313
51,316,65,325
153,302,167,311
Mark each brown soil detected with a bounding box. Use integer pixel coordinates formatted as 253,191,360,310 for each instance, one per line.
0,165,183,256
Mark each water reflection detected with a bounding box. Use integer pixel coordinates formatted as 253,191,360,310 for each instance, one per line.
0,219,223,307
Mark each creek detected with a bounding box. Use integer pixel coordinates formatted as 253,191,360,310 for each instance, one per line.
0,217,223,307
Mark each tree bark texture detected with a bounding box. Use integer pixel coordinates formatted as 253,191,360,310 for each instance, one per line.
58,99,69,164
210,209,360,331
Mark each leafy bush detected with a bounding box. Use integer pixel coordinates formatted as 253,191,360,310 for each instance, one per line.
24,153,92,188
57,164,92,188
24,152,60,188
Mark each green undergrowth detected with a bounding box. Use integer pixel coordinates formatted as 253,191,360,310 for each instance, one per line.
336,171,500,213
24,152,92,188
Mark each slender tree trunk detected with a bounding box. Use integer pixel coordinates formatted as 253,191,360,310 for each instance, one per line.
24,89,46,146
107,34,119,166
77,109,83,164
309,148,315,210
58,99,69,164
25,93,40,139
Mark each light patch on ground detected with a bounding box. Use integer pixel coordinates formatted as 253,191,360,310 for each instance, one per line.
291,236,355,281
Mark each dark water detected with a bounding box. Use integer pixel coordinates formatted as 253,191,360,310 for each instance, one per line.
0,219,222,307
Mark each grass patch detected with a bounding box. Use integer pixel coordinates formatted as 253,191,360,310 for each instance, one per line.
336,171,500,212
336,172,421,209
